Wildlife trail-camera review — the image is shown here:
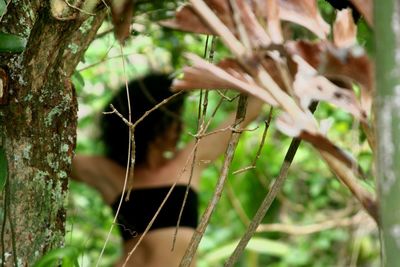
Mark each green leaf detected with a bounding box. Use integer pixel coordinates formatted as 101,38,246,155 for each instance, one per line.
0,146,7,191
0,0,6,18
202,237,290,264
0,32,27,53
33,247,80,267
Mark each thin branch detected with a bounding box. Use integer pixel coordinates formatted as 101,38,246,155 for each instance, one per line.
64,0,96,16
225,136,302,267
189,124,258,139
216,90,240,102
133,91,184,129
106,91,184,130
256,212,370,235
233,107,273,175
180,94,249,267
172,35,215,251
96,44,132,267
224,102,318,267
226,182,251,226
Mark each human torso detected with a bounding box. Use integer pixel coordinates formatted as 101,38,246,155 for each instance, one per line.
109,148,202,266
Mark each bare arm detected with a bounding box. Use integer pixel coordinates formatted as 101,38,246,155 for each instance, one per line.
71,155,124,204
184,96,264,168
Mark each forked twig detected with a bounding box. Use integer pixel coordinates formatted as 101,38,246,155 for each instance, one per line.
96,44,132,267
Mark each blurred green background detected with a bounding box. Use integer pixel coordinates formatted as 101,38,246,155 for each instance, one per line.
66,1,379,266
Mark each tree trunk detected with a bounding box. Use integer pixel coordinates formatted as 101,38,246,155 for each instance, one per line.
375,1,400,266
0,1,106,265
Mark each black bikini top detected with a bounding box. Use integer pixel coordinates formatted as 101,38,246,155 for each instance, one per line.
111,185,198,241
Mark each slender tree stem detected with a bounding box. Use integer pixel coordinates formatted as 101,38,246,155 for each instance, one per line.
179,95,249,267
224,137,302,266
224,102,317,266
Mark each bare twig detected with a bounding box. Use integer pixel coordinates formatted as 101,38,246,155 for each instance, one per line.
226,182,250,226
180,94,249,267
96,44,132,267
132,91,184,129
225,136,302,267
172,35,215,251
233,107,273,175
64,0,96,16
107,91,184,130
256,211,370,235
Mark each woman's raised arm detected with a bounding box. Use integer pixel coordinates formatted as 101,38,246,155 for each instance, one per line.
185,96,264,169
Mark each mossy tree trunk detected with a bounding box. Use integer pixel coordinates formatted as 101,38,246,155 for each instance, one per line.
375,1,400,266
0,1,106,265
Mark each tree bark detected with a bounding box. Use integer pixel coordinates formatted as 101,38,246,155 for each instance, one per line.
375,1,400,266
0,1,106,265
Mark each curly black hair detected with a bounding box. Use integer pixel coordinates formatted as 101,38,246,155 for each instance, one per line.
100,73,185,167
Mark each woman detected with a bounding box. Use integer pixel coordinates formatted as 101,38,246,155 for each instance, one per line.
72,73,263,266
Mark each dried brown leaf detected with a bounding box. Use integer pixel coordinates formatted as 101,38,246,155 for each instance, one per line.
160,5,213,35
286,40,374,114
253,0,284,43
278,0,330,38
260,52,290,93
333,9,357,48
236,0,272,48
161,0,235,36
293,55,367,121
172,53,278,106
276,113,365,178
267,0,284,43
319,151,378,222
110,0,134,43
322,47,374,114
